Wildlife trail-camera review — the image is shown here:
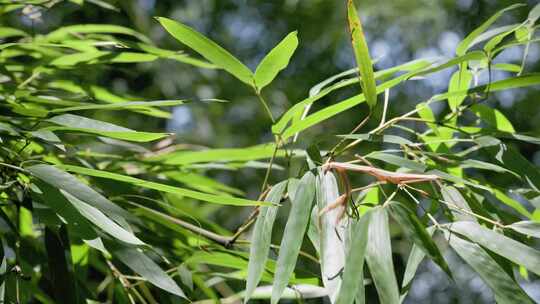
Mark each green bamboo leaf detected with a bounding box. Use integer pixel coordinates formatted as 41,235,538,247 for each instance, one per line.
448,69,473,110
440,186,476,222
63,192,144,246
456,3,525,55
271,172,316,304
157,17,253,85
529,3,540,23
44,24,152,43
165,171,244,196
387,202,451,277
448,221,540,276
483,143,540,190
365,207,399,304
401,227,435,300
338,133,413,145
27,164,132,220
280,70,416,139
113,247,186,298
146,144,284,165
245,181,288,303
365,152,426,172
50,100,184,113
316,171,346,303
254,31,298,90
490,188,532,219
347,0,377,108
470,104,515,133
0,27,27,39
272,59,430,135
446,232,534,303
508,221,540,238
335,211,371,304
59,164,267,207
409,51,486,78
46,114,170,142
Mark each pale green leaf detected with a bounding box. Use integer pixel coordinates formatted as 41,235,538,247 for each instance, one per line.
446,232,534,303
245,181,288,303
254,31,298,90
335,211,371,304
365,207,400,304
271,172,316,304
448,221,540,276
114,247,186,298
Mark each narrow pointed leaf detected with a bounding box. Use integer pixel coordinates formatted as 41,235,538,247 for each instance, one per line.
46,114,169,142
448,69,473,110
335,211,371,304
347,0,377,108
271,172,316,304
245,181,288,303
388,202,451,277
59,164,267,206
448,221,540,276
157,17,253,85
317,171,346,303
508,221,540,238
456,3,525,55
27,164,131,220
365,207,400,304
114,247,186,298
254,31,298,90
446,232,534,303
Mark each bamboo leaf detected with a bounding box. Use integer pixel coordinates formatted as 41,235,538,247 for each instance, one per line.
448,69,473,110
146,144,284,165
157,17,253,85
508,221,540,238
388,202,451,277
456,3,525,55
46,114,170,142
335,211,372,304
271,172,316,304
446,232,534,303
245,180,288,303
365,207,400,304
440,186,476,222
27,164,132,220
470,104,515,133
254,31,298,90
448,221,540,276
347,0,377,108
59,164,267,207
317,171,346,303
114,247,186,298
50,100,184,113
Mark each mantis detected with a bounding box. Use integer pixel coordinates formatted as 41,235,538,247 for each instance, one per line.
319,157,441,222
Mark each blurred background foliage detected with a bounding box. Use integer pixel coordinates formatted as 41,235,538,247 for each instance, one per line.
1,0,540,303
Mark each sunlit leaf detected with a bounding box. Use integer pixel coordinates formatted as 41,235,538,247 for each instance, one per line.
254,31,298,90
59,164,267,206
157,17,253,85
347,0,377,108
